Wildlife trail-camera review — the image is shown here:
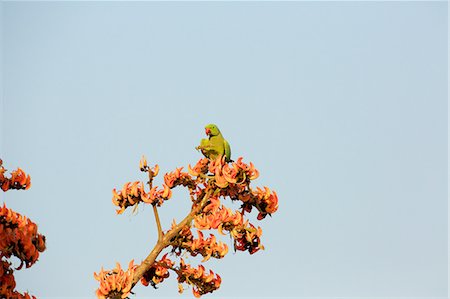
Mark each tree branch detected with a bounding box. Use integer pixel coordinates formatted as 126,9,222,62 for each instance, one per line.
130,188,213,288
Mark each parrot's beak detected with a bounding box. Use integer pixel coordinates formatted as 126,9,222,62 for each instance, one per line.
205,128,211,135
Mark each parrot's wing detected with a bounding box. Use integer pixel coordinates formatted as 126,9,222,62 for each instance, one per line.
200,139,209,147
198,138,212,158
224,139,231,161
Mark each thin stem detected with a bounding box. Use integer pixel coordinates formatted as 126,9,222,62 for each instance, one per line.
153,205,163,241
146,169,163,240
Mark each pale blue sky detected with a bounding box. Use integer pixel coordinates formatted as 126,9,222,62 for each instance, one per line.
0,2,448,298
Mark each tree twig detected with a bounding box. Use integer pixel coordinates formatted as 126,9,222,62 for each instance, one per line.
146,169,163,241
152,205,163,241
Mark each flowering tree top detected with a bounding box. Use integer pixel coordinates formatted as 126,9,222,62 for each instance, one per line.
0,159,46,299
95,126,278,299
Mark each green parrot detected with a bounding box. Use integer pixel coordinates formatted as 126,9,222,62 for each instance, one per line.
197,124,231,162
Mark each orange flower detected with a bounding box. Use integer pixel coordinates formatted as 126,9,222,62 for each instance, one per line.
207,156,224,174
164,167,195,189
178,283,184,294
252,187,279,220
139,155,148,171
147,184,172,206
170,223,228,261
139,156,160,176
94,260,136,299
213,168,229,188
177,259,221,298
152,165,160,176
205,157,231,188
188,158,209,177
265,190,279,214
112,180,173,212
205,156,261,189
222,163,239,184
112,181,149,214
202,197,220,214
194,205,243,231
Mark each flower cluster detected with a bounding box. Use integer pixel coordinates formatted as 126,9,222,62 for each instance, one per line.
238,187,279,220
0,260,15,297
194,198,243,231
112,181,172,213
112,182,147,214
231,222,263,254
208,157,259,188
177,259,221,298
200,156,278,219
94,260,136,299
0,160,44,299
0,160,31,192
164,167,196,190
139,156,159,175
194,197,264,254
0,260,36,299
147,185,173,206
187,158,210,177
141,253,174,288
0,204,46,269
170,223,228,262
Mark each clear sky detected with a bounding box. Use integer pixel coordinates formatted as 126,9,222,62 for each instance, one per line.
0,1,448,298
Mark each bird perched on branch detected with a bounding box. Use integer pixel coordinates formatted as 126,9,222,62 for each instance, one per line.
196,124,231,162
